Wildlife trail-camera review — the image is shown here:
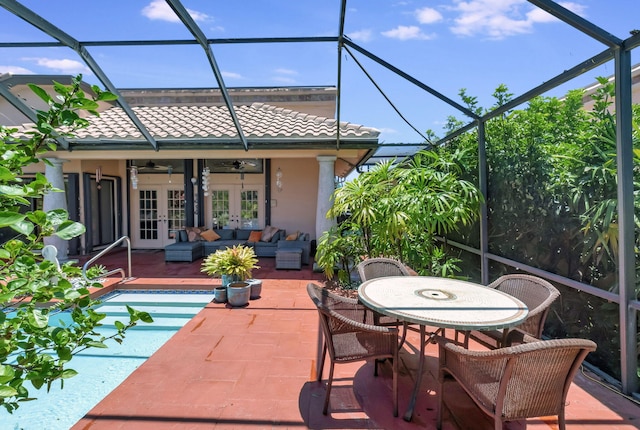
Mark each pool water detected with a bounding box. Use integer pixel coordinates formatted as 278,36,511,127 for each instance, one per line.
4,291,214,430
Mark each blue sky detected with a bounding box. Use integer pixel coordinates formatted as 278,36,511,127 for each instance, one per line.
0,0,638,147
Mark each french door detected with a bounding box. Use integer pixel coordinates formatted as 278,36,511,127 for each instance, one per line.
132,185,186,248
210,185,262,229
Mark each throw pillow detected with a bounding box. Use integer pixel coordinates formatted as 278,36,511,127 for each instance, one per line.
260,225,279,242
248,230,262,242
178,230,188,242
200,229,220,242
185,226,202,242
286,231,299,241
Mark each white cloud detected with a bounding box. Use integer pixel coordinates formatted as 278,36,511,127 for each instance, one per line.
221,71,243,80
381,25,434,40
527,2,587,23
0,65,34,74
23,57,91,74
449,0,587,39
141,0,209,23
272,76,297,84
274,68,298,76
416,7,443,24
347,29,373,42
271,68,298,84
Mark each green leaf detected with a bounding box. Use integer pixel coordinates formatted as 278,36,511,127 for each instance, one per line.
27,83,52,104
64,289,81,300
0,211,26,228
0,165,16,181
0,365,15,384
60,369,78,379
76,99,99,111
52,81,70,96
31,378,44,390
86,341,108,348
11,219,34,235
28,309,49,329
0,385,19,398
0,292,16,303
96,92,118,101
46,209,69,226
55,220,85,239
26,210,48,225
0,184,28,197
138,312,153,324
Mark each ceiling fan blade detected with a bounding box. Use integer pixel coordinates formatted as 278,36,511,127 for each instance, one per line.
140,161,169,171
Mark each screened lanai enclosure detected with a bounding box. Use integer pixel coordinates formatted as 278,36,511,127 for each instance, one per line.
1,0,639,396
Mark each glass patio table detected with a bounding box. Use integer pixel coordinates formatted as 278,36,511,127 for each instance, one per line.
358,276,528,421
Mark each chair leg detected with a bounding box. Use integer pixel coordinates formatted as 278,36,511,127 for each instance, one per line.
323,362,335,415
318,341,327,382
558,411,566,430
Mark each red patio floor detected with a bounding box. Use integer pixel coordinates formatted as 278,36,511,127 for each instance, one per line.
70,249,640,429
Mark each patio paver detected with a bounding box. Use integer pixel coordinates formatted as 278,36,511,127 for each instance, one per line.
70,251,640,429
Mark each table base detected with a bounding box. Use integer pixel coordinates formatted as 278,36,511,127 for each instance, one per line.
404,325,443,422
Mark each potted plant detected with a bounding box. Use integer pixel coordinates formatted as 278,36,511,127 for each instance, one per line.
201,245,260,306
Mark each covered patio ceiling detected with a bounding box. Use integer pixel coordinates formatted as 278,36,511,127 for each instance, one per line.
0,0,638,166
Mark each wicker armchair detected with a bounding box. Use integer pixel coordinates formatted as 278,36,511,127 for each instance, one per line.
435,335,596,430
357,258,412,328
483,274,561,347
307,283,399,416
357,257,411,281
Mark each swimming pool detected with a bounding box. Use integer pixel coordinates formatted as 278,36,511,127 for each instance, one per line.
4,290,215,430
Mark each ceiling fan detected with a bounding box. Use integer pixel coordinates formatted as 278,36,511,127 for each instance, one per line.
214,159,258,171
138,160,171,171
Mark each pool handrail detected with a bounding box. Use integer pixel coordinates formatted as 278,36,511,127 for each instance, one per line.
82,236,132,282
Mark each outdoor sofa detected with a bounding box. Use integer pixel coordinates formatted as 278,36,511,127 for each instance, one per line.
164,226,310,262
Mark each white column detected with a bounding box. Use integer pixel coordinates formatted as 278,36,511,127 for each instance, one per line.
43,158,70,261
316,155,337,240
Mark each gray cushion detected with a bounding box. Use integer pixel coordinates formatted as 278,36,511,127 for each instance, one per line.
235,229,252,240
178,230,188,242
216,229,234,240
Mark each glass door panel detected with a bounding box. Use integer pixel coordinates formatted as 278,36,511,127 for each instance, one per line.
133,185,184,248
210,185,262,229
211,190,230,229
167,188,186,238
240,189,260,228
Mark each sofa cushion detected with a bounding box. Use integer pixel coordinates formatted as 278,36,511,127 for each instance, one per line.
185,226,203,242
261,225,279,242
271,230,284,242
286,231,299,241
178,230,188,242
248,231,262,242
200,229,220,242
216,229,235,240
235,229,252,240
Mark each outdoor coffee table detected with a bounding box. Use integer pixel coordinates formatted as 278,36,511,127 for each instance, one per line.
358,276,528,421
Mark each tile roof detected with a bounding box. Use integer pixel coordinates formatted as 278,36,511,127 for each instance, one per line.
70,103,379,142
